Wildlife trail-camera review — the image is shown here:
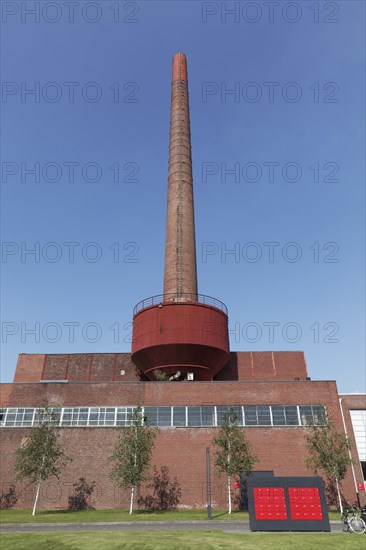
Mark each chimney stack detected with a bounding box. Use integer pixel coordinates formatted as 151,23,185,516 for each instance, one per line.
164,53,198,300
131,53,230,381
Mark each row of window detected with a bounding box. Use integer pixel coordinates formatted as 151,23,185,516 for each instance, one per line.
0,405,326,428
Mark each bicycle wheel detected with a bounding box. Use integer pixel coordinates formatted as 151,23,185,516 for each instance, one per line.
342,521,349,533
349,516,366,534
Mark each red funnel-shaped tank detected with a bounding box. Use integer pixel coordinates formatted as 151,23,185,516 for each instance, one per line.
131,53,230,381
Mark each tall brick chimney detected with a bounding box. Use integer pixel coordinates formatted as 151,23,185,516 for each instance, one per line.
131,53,230,381
164,52,198,300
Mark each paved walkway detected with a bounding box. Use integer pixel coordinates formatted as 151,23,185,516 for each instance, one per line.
0,520,342,533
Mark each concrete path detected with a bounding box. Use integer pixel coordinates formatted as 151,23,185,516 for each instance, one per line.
0,520,343,534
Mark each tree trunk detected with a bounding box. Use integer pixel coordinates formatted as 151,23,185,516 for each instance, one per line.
228,475,232,514
32,480,42,516
129,485,135,515
335,477,343,514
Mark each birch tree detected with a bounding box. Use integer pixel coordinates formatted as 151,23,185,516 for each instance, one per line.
109,406,157,514
212,408,257,514
304,421,353,512
13,401,71,515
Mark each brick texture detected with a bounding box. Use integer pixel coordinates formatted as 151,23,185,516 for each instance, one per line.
2,354,364,509
1,373,365,509
13,354,46,383
0,422,362,511
163,52,197,298
14,352,307,384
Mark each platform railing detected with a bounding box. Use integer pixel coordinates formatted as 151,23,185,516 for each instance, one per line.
133,293,228,316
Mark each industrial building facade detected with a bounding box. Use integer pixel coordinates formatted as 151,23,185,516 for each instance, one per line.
0,351,365,509
1,53,365,510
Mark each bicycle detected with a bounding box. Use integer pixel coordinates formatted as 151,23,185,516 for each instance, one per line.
341,505,366,534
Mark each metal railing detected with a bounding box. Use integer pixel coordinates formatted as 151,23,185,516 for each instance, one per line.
133,293,228,316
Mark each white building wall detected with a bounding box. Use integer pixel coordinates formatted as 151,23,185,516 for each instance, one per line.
350,410,366,461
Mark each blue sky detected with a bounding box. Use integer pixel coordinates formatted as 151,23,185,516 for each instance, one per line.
1,1,365,393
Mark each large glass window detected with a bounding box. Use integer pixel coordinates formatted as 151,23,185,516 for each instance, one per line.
116,406,134,426
173,407,186,427
299,405,326,425
88,407,99,426
217,406,243,426
144,407,158,427
188,407,201,426
285,406,299,426
244,406,258,426
78,407,89,426
157,407,172,427
272,406,286,425
257,406,271,426
202,406,215,427
0,404,326,428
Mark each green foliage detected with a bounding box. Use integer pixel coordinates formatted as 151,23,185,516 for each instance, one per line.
212,408,257,478
0,508,343,524
109,406,157,490
0,485,18,510
304,422,353,481
153,370,168,381
68,478,96,511
1,531,361,550
138,466,182,510
13,401,71,485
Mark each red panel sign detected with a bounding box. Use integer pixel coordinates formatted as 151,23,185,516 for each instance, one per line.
288,487,323,520
254,487,287,520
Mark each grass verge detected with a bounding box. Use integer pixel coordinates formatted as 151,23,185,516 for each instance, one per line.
0,509,248,523
0,508,341,523
0,531,364,550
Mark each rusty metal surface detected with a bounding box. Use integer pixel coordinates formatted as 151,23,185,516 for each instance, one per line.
131,302,230,380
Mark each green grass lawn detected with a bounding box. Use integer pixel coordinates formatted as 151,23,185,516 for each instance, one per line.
0,508,341,523
0,509,248,523
0,531,364,550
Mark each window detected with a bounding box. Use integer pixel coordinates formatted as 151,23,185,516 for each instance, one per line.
202,406,215,427
0,404,326,429
245,406,258,426
285,406,299,426
188,407,201,426
299,405,326,426
272,406,286,425
157,407,172,427
173,407,186,427
99,407,116,426
144,407,157,427
257,406,271,426
116,406,134,426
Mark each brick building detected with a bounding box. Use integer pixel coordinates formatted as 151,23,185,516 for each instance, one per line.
1,53,365,510
0,351,365,509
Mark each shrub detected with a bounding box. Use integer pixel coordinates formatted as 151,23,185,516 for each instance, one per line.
0,485,18,509
138,466,181,510
68,478,96,511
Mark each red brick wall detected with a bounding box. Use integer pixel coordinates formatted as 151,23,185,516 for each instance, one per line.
143,380,336,408
14,352,307,384
13,355,46,383
1,379,364,509
236,351,308,381
0,423,360,511
0,384,13,407
43,354,68,380
6,382,144,408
